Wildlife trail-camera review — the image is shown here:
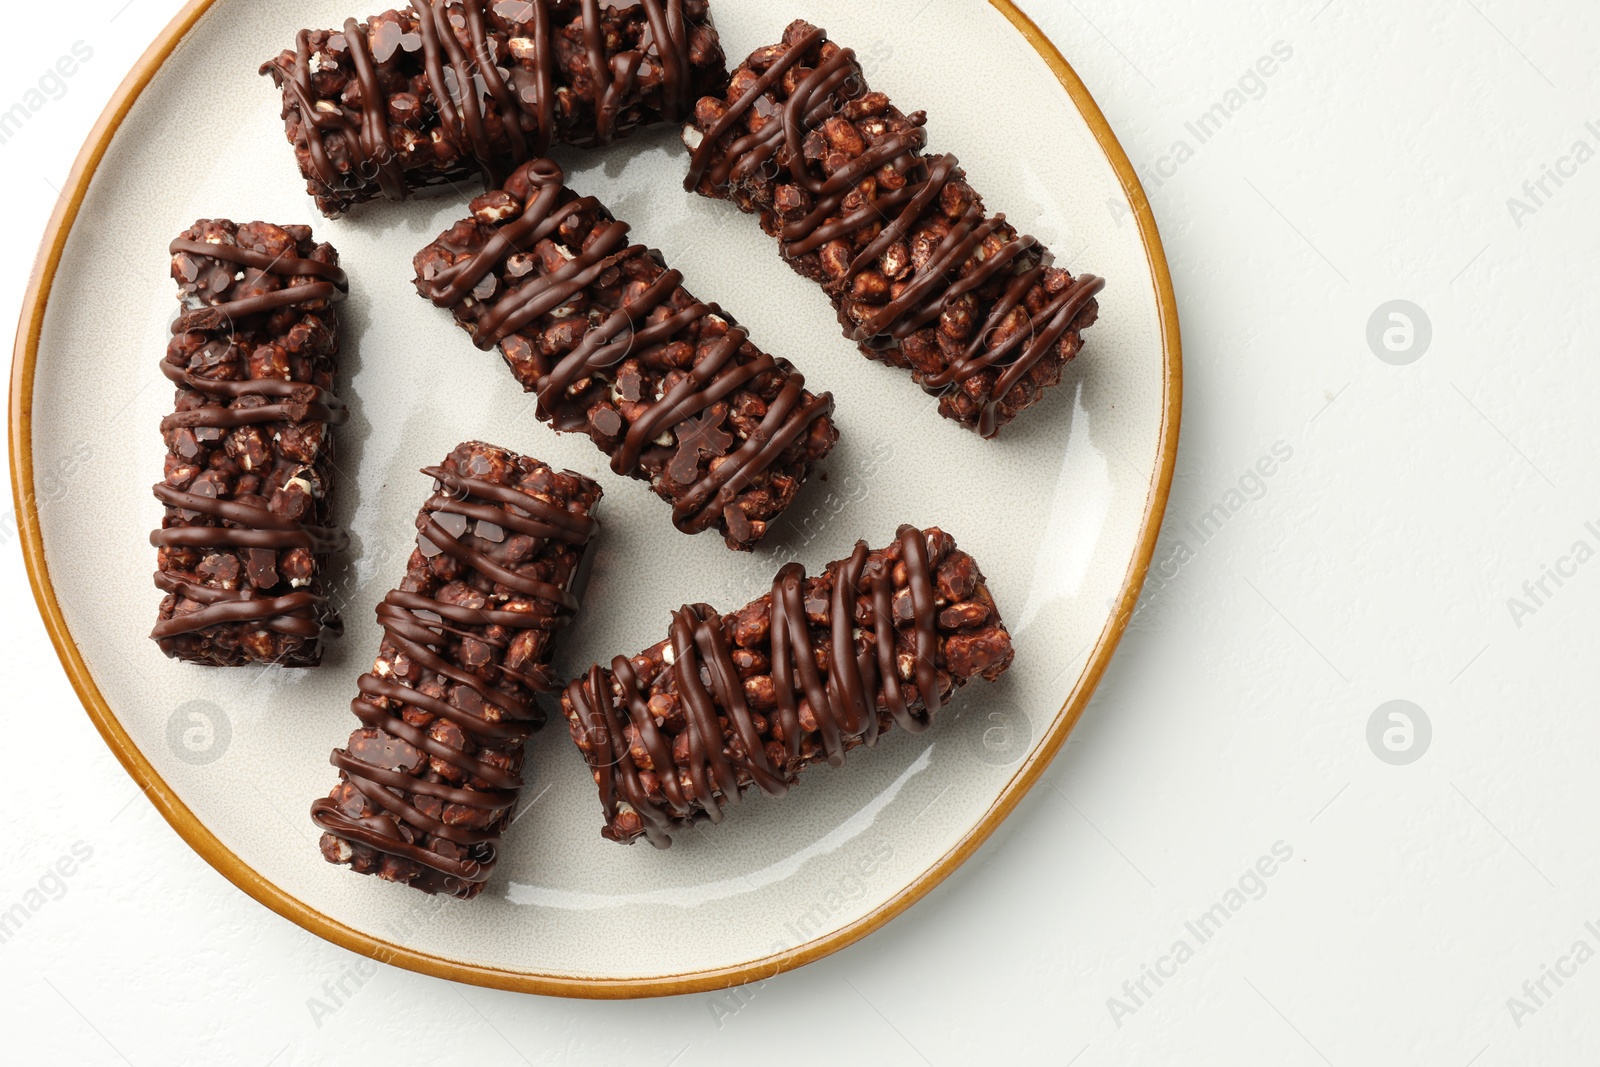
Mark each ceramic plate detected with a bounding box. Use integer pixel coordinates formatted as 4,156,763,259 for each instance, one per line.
11,0,1179,996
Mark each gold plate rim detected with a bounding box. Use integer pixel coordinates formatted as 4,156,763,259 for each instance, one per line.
9,0,1183,999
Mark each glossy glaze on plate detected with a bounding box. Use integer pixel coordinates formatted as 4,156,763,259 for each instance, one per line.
13,0,1178,994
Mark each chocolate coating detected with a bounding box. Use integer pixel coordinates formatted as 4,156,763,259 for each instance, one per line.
151,221,348,667
262,0,728,216
684,21,1104,437
415,158,839,552
313,443,601,898
562,525,1014,847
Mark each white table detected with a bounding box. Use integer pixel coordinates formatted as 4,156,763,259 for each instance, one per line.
5,1,1593,1063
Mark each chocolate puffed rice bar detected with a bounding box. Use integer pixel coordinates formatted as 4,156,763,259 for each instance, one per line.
151,220,348,667
562,525,1013,847
415,158,839,552
263,0,728,217
684,20,1105,438
312,442,601,897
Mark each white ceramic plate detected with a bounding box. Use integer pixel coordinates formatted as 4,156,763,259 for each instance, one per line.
13,0,1178,995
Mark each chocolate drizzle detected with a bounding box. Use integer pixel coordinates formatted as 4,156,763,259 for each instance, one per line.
151,228,350,658
685,23,1105,438
419,158,834,544
564,525,1005,849
312,449,600,897
268,0,709,214
169,237,349,325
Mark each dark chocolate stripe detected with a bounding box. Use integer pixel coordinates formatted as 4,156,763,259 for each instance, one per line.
151,571,334,639
170,235,349,329
159,399,346,432
311,463,593,893
153,225,346,664
425,464,597,543
158,362,348,418
422,158,829,538
685,25,1105,438
282,0,695,201
565,525,941,848
156,365,348,560
170,238,349,287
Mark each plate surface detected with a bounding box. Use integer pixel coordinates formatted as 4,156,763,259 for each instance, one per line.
12,0,1178,995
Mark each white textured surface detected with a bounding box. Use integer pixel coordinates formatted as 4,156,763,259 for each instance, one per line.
4,0,1596,1064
